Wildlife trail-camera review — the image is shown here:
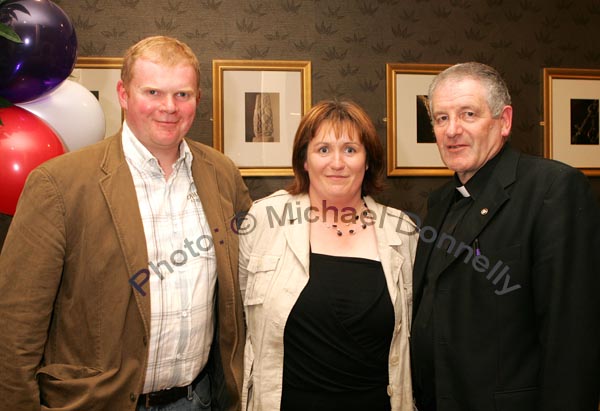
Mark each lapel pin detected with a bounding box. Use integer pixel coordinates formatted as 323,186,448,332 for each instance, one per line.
480,208,489,215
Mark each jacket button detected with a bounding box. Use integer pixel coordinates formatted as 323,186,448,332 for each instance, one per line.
143,335,148,346
130,393,136,402
390,356,399,365
387,385,393,396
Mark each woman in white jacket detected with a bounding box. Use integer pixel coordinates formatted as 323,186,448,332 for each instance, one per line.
239,100,417,411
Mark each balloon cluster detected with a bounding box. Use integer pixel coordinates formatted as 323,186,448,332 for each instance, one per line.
0,0,106,215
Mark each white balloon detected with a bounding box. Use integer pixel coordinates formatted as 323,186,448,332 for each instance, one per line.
17,79,106,152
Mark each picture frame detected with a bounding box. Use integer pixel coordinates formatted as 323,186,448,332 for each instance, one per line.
386,63,452,176
213,59,311,176
72,57,123,138
543,67,600,176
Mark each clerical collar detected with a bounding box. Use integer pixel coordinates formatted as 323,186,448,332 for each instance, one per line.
454,144,508,201
456,185,470,197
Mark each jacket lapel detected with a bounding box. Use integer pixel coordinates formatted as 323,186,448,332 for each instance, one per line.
451,182,508,253
367,197,404,304
98,134,151,333
441,147,519,271
284,194,311,276
429,147,520,280
190,147,227,243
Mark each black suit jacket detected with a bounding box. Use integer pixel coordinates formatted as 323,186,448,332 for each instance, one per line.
411,146,600,411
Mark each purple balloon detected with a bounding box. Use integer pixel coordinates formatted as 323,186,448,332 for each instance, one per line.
0,0,77,103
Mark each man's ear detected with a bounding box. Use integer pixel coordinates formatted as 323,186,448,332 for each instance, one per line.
116,80,128,111
500,105,513,138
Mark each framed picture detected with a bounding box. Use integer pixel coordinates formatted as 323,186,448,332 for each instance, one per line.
72,57,123,138
213,59,311,176
386,63,451,176
543,67,600,176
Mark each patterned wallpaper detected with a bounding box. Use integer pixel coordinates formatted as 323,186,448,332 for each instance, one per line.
1,0,599,247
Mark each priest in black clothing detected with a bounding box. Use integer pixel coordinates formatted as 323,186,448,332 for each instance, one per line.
411,62,600,411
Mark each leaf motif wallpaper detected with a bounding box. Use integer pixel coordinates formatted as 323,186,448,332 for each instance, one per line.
1,0,599,248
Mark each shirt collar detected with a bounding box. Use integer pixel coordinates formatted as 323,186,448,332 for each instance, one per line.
122,121,193,177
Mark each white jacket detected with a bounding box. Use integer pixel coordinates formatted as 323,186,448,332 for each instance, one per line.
239,190,417,411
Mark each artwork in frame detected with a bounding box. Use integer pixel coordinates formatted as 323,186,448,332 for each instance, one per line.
72,57,123,138
543,67,600,176
386,63,452,177
213,59,311,176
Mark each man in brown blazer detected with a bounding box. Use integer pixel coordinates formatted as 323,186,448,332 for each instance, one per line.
0,36,251,411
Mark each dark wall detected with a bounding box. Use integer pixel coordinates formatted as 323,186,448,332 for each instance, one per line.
2,0,599,248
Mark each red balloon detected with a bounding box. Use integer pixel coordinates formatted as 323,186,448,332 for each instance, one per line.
0,106,65,215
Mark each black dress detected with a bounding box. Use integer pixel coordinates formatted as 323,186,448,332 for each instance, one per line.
281,252,394,411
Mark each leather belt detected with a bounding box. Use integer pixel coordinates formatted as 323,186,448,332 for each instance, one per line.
138,367,207,408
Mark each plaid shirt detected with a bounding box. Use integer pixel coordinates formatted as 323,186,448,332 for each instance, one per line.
122,123,216,392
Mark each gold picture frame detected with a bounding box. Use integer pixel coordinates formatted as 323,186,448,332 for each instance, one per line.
213,59,311,176
72,57,123,138
543,67,600,176
386,63,452,177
